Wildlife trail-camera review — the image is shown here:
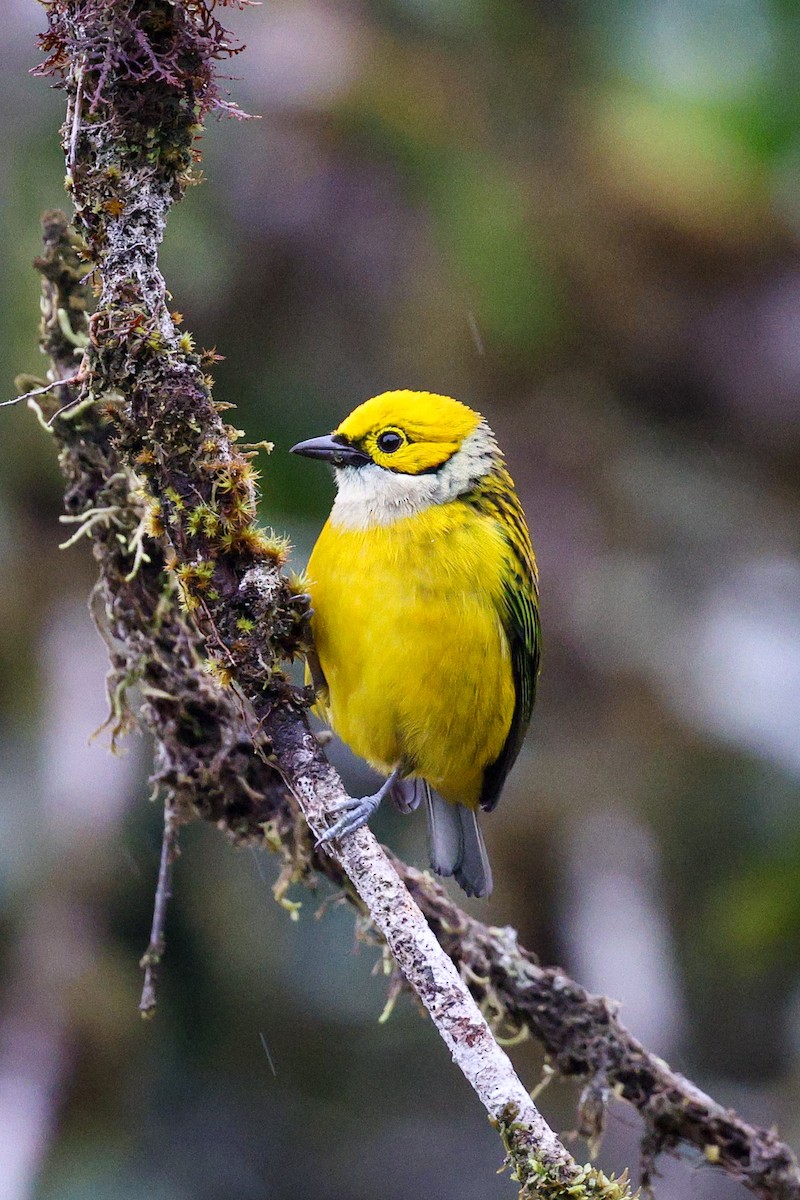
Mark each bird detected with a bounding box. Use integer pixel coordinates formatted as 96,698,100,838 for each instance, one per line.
290,389,540,898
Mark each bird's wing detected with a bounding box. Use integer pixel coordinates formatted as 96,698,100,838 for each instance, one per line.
478,479,540,812
304,647,330,721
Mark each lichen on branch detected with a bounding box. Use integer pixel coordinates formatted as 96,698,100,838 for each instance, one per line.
38,0,247,175
28,207,305,861
38,0,311,705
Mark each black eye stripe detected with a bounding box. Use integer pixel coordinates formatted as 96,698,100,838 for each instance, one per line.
377,430,403,453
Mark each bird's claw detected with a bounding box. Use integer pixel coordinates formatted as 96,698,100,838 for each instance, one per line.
316,768,402,848
317,792,382,845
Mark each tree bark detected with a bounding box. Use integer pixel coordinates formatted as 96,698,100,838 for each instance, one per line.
21,4,800,1199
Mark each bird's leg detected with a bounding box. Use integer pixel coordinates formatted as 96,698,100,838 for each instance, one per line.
390,776,425,813
318,767,403,845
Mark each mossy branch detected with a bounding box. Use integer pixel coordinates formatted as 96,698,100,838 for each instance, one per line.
20,4,800,1199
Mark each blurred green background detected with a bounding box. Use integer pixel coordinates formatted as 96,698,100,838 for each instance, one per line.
2,1,800,1197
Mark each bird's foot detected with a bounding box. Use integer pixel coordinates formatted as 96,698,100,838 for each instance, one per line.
318,768,401,845
317,793,382,843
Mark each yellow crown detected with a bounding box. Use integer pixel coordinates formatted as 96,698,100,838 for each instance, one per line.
336,390,484,474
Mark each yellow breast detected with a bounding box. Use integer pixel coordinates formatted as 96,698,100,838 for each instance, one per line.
307,499,517,807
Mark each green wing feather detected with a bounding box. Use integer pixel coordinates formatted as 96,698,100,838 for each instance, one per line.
473,466,541,812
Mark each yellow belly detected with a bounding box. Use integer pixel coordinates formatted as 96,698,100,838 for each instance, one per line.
306,501,516,807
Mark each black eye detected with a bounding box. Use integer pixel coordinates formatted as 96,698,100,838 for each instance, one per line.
377,430,403,454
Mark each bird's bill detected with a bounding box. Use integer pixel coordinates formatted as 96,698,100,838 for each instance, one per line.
290,434,370,467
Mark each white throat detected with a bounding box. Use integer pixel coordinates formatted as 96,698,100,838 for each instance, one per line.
329,423,497,530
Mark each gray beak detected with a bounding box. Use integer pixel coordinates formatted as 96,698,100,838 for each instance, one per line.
290,434,370,468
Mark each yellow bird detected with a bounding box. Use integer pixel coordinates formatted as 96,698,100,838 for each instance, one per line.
291,390,540,897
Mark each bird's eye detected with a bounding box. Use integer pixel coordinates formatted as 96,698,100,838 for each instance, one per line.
377,430,403,454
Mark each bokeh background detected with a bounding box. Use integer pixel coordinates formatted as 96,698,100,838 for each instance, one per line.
2,1,800,1197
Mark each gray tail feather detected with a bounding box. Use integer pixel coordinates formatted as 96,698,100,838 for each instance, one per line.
424,788,493,899
456,805,493,898
425,785,461,876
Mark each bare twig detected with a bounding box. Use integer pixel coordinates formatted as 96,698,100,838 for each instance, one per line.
2,373,84,408
139,796,181,1017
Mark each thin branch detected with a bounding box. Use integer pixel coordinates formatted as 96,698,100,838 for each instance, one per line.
394,861,800,1200
2,373,84,408
271,708,580,1183
139,796,180,1017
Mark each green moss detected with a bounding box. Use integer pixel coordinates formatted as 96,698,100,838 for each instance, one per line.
519,1159,635,1200
187,503,220,538
163,486,185,512
494,1110,637,1200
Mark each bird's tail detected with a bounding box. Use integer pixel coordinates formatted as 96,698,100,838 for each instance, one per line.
424,787,493,899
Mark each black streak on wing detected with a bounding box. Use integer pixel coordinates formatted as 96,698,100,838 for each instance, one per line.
307,646,329,702
473,477,541,812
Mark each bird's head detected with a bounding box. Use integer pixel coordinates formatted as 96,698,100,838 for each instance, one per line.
291,390,499,527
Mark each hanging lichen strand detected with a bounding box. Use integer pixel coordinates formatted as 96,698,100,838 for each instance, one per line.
36,0,312,698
